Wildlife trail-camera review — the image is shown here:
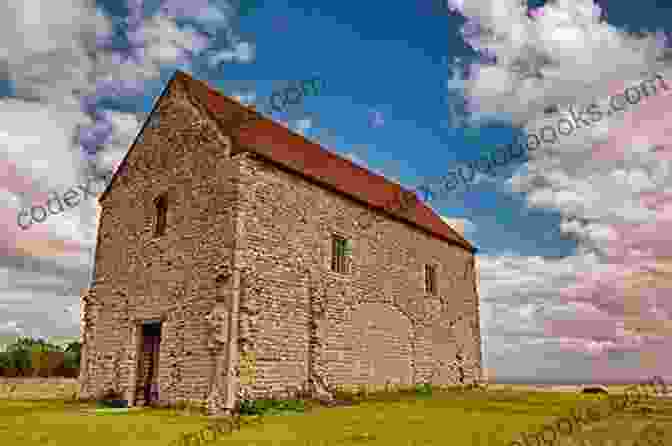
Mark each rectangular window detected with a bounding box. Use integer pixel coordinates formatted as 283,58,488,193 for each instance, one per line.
332,235,349,274
425,264,437,295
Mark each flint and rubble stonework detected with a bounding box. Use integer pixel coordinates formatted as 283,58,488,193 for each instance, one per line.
79,72,483,415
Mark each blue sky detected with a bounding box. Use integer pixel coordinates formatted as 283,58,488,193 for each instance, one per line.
3,0,672,383
86,0,581,258
77,0,669,260
1,0,661,260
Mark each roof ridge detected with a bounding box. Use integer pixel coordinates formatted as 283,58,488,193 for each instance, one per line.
151,70,476,252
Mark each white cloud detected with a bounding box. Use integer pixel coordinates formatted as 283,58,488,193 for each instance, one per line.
209,41,255,66
0,0,247,339
449,0,672,379
0,321,22,335
0,98,88,190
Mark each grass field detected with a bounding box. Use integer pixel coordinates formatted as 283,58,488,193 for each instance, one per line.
2,387,672,445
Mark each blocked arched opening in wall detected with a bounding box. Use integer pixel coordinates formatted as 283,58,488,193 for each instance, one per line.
429,315,477,386
428,316,460,386
344,302,414,389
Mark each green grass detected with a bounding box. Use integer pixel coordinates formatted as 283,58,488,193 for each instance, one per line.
1,388,671,445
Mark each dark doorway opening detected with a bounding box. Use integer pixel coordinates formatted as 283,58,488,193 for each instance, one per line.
137,321,161,406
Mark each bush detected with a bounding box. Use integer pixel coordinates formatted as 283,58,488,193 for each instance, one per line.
63,351,79,369
414,383,433,396
64,341,81,354
238,398,267,416
0,337,67,375
62,344,81,375
11,336,62,353
0,351,11,369
238,398,306,416
0,338,78,377
328,384,436,405
7,348,31,371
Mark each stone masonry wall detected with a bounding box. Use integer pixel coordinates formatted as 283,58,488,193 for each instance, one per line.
81,77,241,408
81,73,483,410
234,153,482,398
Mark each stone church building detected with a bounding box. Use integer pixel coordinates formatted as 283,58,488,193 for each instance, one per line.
78,70,483,415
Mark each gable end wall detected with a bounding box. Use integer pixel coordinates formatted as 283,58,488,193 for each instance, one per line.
80,78,242,407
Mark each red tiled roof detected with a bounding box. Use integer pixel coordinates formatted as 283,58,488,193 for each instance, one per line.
100,70,474,252
178,71,475,252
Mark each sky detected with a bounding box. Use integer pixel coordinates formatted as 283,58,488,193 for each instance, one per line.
2,0,672,384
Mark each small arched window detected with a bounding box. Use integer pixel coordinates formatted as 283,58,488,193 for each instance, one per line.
154,195,168,236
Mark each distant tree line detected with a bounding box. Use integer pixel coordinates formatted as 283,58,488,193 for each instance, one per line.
0,337,80,378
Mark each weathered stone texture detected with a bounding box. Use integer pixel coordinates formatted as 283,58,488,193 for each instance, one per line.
80,79,239,409
232,152,482,398
80,74,483,414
